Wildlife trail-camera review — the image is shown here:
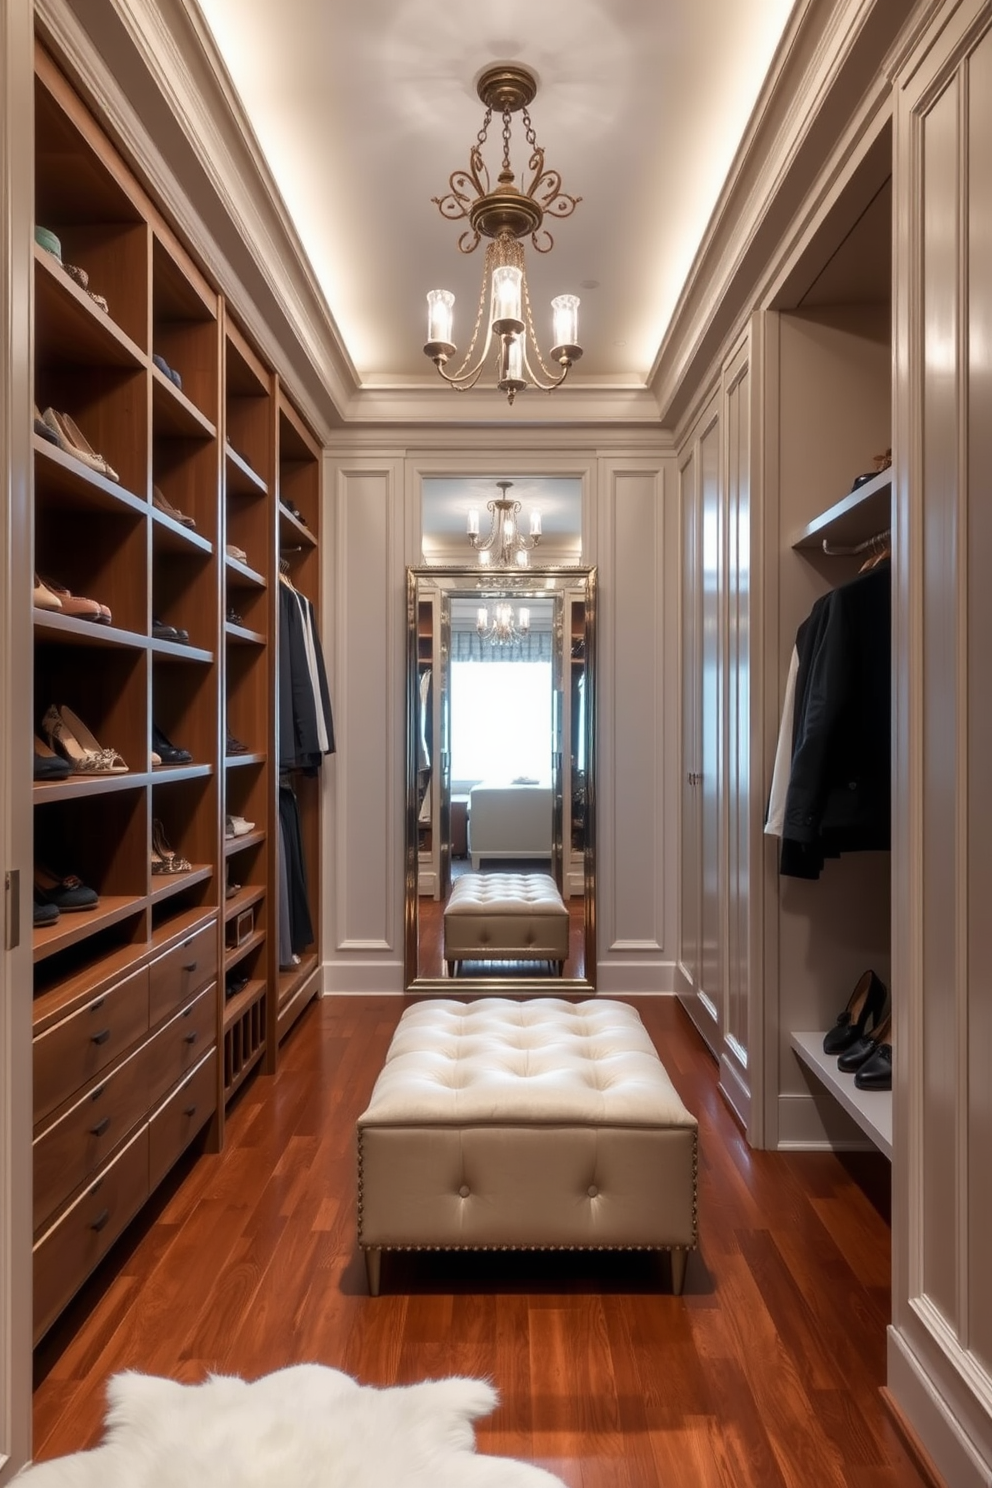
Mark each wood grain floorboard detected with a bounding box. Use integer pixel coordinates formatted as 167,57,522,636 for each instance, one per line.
31,995,929,1487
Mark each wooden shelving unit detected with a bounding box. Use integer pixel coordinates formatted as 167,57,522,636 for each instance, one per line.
28,45,325,1344
790,468,892,551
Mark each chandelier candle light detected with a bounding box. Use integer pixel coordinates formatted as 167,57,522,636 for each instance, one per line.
425,63,582,405
467,480,541,567
476,602,531,645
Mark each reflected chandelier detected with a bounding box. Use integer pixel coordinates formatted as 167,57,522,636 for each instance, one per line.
424,64,582,406
467,480,541,568
476,601,531,646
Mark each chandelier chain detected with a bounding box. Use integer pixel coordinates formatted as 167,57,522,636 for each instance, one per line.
501,108,513,173
521,106,537,151
477,106,492,151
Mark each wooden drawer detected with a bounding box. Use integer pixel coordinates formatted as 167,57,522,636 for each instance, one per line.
148,919,217,1026
33,1124,149,1344
33,1038,151,1233
33,965,149,1125
145,983,217,1109
148,1048,217,1192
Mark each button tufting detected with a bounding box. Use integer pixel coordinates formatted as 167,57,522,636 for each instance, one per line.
458,1184,471,1198
587,1185,598,1197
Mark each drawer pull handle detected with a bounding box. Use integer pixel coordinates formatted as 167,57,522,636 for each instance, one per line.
91,1029,111,1046
90,1085,106,1102
90,1208,110,1233
184,1103,197,1117
183,1031,198,1045
90,1117,110,1137
89,997,106,1013
182,961,198,973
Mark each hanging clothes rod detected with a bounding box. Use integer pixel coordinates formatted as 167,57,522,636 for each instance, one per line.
821,526,890,557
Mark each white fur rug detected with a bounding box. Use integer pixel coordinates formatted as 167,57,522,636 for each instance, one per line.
17,1365,567,1487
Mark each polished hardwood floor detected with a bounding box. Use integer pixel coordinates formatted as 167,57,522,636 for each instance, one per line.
32,996,928,1487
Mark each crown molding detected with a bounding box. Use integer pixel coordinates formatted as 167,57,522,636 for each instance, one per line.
335,380,663,428
35,0,354,442
650,0,911,428
323,423,675,458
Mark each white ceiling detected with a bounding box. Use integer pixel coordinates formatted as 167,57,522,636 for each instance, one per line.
193,0,797,392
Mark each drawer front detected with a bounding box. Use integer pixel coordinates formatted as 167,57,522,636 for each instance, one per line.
148,1049,217,1192
33,1039,152,1232
145,983,217,1110
33,966,150,1125
33,1124,149,1344
149,919,218,1026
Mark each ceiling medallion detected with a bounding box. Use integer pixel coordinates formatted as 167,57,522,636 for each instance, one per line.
424,64,583,406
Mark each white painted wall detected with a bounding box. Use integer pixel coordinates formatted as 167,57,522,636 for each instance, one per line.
320,436,679,996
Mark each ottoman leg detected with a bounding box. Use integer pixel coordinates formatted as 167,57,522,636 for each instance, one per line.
364,1247,382,1297
670,1247,687,1296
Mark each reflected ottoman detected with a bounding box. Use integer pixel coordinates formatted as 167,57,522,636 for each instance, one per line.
442,872,569,976
356,997,698,1296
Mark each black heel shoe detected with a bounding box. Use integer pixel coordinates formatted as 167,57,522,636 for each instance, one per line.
855,1023,893,1090
822,969,888,1055
838,1010,891,1072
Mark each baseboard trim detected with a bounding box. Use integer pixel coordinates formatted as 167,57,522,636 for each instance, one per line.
594,961,678,995
321,960,405,996
886,1326,990,1488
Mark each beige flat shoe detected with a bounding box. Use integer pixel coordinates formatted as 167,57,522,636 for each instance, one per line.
33,575,62,611
38,576,110,623
41,408,119,483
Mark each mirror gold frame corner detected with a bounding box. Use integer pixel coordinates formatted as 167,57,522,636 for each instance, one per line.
404,565,596,995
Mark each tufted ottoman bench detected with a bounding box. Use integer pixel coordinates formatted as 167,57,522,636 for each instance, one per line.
443,872,570,976
356,997,698,1296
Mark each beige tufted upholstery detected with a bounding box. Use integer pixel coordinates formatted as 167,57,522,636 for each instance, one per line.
443,873,570,975
357,998,698,1296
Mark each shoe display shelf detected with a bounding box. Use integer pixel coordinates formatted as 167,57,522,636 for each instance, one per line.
789,1033,892,1159
222,315,276,1095
28,47,322,1343
274,391,324,1037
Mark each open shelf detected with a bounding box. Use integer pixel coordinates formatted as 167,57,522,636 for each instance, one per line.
33,772,149,803
223,976,266,1032
790,468,892,551
791,1032,892,1159
149,863,213,904
224,828,265,857
32,895,146,963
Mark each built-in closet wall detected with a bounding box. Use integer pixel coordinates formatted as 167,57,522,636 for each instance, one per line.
322,441,679,997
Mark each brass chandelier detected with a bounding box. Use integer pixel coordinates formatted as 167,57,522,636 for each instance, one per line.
467,480,541,568
424,64,582,406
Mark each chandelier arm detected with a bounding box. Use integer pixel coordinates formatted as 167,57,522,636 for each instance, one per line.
521,338,570,392
521,272,568,381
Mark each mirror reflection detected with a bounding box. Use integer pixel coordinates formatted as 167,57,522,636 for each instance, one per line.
406,567,595,992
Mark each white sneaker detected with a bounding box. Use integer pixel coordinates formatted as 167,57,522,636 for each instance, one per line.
227,814,255,837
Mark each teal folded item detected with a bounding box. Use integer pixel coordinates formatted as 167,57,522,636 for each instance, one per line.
34,225,62,260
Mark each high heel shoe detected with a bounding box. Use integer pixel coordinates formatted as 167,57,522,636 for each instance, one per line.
855,1022,893,1090
822,969,888,1055
838,1010,891,1072
40,704,128,774
152,819,191,873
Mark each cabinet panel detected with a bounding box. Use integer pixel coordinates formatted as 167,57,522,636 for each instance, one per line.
33,1125,149,1344
145,983,217,1109
33,1037,150,1231
148,1048,216,1191
148,918,217,1025
33,964,149,1124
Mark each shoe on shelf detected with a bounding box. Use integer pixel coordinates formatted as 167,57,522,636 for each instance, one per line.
40,408,119,483
151,723,192,766
33,736,71,782
152,819,192,874
822,969,888,1056
34,865,99,912
225,815,255,838
152,485,196,529
152,353,183,390
32,575,62,612
280,499,308,528
226,606,244,626
837,1009,891,1072
854,1033,893,1091
225,543,249,565
225,876,241,900
152,618,190,644
226,972,250,998
34,225,62,259
33,890,60,928
40,703,128,774
226,731,249,755
38,576,110,624
33,403,60,446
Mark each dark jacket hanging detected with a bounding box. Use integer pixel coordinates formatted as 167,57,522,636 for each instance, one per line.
780,561,891,879
279,580,335,774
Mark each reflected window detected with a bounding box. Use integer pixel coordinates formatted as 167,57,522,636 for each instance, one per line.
450,660,552,785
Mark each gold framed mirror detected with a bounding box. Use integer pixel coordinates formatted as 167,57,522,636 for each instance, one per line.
405,566,596,993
